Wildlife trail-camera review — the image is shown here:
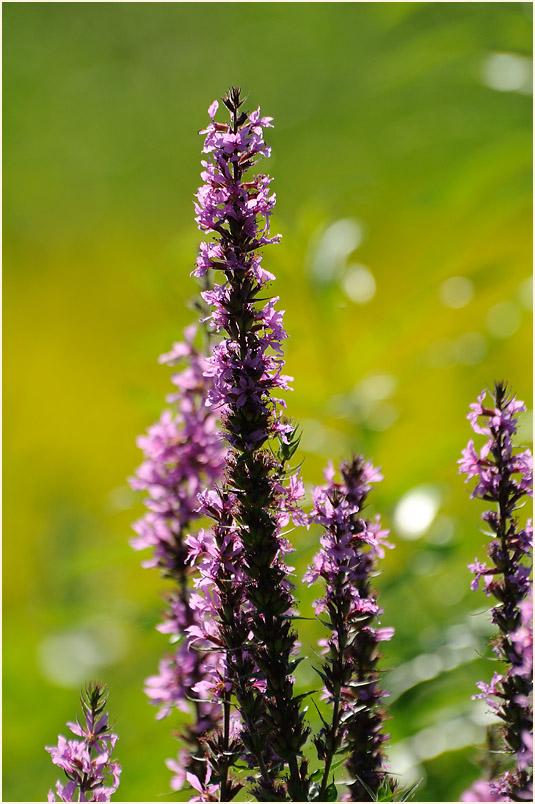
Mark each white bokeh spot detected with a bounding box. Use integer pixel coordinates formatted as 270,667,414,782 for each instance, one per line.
481,52,533,94
394,486,441,539
439,276,474,309
342,263,376,304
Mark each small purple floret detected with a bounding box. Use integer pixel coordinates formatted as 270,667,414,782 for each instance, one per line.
307,456,395,801
460,383,533,800
46,684,121,802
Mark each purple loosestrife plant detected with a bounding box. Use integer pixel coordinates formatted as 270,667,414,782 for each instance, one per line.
46,683,121,802
180,487,255,802
459,382,533,801
130,324,227,792
130,323,225,577
192,88,310,800
305,458,395,802
132,88,404,803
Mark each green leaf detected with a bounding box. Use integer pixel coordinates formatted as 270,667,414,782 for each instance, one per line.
394,778,423,802
293,689,319,706
325,782,338,801
311,665,329,684
330,756,349,772
350,773,377,801
310,696,330,729
287,654,306,670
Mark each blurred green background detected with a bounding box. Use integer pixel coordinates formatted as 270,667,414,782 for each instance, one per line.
3,2,532,801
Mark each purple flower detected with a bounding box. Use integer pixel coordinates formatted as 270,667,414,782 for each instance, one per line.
460,386,532,503
46,683,121,803
191,88,310,800
130,313,232,795
509,590,533,680
468,557,496,592
143,643,221,721
460,779,509,801
306,456,395,801
166,749,189,792
130,324,225,577
186,766,219,802
460,383,533,799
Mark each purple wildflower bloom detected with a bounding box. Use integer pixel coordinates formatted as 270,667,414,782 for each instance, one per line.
460,382,533,800
166,749,189,792
460,779,509,802
192,88,309,800
186,766,219,802
130,319,230,793
306,457,395,801
46,683,121,803
130,324,225,576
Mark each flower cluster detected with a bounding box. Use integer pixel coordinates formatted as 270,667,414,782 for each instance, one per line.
130,322,229,793
460,779,509,802
305,457,394,801
459,382,533,801
192,88,310,800
130,323,225,576
37,86,535,804
46,683,121,802
193,92,293,452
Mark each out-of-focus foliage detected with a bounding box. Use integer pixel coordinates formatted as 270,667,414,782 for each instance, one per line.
3,3,532,802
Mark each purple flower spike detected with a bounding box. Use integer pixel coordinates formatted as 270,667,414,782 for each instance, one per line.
130,324,225,578
306,456,395,801
46,683,121,802
460,382,533,800
130,314,232,795
193,87,310,800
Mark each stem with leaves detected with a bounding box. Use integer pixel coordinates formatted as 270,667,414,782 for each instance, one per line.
193,87,310,800
305,457,395,802
459,382,533,801
46,682,121,803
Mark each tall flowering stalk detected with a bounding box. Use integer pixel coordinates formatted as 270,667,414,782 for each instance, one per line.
459,382,533,801
131,88,404,802
130,323,225,578
192,87,310,800
46,683,121,802
130,324,227,793
305,457,395,801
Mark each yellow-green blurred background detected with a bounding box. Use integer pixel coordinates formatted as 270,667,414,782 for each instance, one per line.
3,3,532,801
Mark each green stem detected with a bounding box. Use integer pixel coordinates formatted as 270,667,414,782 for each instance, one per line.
319,689,341,799
288,755,303,801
